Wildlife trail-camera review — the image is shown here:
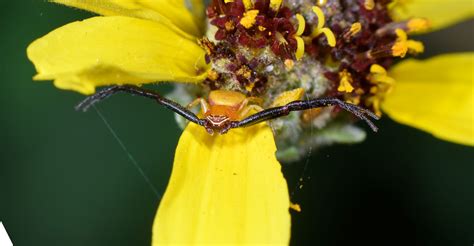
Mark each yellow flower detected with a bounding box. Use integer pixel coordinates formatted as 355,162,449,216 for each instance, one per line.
378,0,474,146
27,0,473,245
28,1,291,244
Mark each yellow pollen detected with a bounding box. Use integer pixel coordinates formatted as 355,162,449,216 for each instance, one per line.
392,29,408,57
345,88,364,104
370,86,378,94
224,0,234,3
350,22,362,36
395,28,407,41
290,203,302,212
270,0,283,11
366,96,382,117
392,42,407,57
407,18,431,33
317,0,327,6
236,65,252,79
368,64,395,84
258,25,266,31
370,64,387,75
225,21,235,31
240,10,259,29
245,81,256,92
284,59,294,70
242,0,253,10
338,69,354,93
391,28,424,57
364,0,375,10
407,40,425,54
366,64,395,116
207,69,219,81
345,95,361,105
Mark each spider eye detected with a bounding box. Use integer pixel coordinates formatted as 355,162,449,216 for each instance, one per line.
205,127,215,135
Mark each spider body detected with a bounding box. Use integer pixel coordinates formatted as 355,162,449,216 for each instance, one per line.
75,85,379,135
189,90,262,134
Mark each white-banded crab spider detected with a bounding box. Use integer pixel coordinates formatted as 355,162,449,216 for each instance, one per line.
76,85,379,134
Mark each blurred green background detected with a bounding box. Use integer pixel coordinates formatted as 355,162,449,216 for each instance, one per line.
0,1,472,245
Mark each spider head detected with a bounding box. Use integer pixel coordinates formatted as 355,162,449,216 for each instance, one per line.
203,115,233,135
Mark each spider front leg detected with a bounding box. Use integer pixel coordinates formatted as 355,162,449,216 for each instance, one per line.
237,97,264,119
75,85,205,126
187,97,210,115
232,97,379,132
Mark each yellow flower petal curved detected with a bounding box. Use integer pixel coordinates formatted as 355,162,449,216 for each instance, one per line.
153,123,291,245
27,16,208,94
382,53,474,146
51,0,202,36
188,0,206,31
271,88,305,107
391,0,474,32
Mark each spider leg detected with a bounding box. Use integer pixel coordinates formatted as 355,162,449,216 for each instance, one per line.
231,98,380,132
75,85,206,126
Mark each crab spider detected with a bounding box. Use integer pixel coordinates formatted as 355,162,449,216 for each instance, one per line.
75,85,379,135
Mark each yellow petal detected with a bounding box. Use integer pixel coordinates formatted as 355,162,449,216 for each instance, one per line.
51,0,202,36
153,123,291,245
188,0,206,32
382,53,474,146
271,88,305,107
27,16,208,94
391,0,474,31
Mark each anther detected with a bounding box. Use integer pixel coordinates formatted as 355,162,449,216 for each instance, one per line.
365,29,410,58
364,64,396,117
294,36,305,60
240,10,259,29
284,59,295,70
207,69,219,81
338,69,354,93
407,18,431,33
295,14,306,36
343,22,362,41
407,40,425,54
317,0,327,6
270,0,283,11
224,21,235,31
391,29,424,57
310,6,336,47
364,0,375,10
376,18,431,36
367,64,395,84
242,0,253,10
294,14,306,60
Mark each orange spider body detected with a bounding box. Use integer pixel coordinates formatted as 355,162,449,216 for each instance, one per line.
189,90,261,134
206,90,247,120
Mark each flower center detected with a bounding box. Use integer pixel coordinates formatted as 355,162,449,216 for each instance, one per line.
188,0,429,161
